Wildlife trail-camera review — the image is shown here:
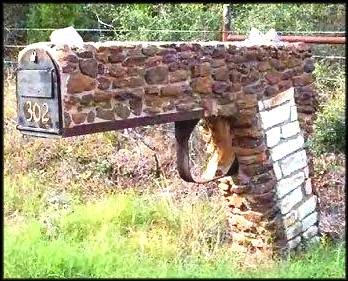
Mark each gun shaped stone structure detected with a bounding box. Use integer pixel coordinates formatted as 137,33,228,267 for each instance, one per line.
16,40,319,252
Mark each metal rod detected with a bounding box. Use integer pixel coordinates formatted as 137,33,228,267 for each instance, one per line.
226,34,346,44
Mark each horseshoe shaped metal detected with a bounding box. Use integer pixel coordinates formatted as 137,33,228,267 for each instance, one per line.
175,119,239,183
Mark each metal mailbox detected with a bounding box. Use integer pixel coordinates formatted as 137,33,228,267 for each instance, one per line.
16,48,63,138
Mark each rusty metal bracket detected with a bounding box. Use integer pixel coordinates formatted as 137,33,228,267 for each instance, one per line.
175,119,239,183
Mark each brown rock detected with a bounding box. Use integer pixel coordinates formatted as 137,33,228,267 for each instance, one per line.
292,74,315,86
79,58,98,78
270,59,286,71
108,53,125,63
217,103,238,116
212,81,229,94
235,136,265,149
129,88,145,99
86,111,95,123
67,73,96,94
129,97,143,116
76,50,94,58
127,67,145,77
178,51,195,59
161,85,183,97
237,63,251,75
265,71,282,85
97,64,105,75
264,85,279,98
79,94,94,106
286,58,302,68
211,47,226,59
243,82,265,96
71,112,87,124
251,179,277,195
240,210,263,223
65,54,79,63
278,80,292,92
230,71,242,83
145,56,162,67
142,45,159,56
241,69,260,85
251,171,274,185
145,86,161,95
191,62,211,77
230,83,242,92
233,128,264,138
191,77,214,94
258,60,272,72
144,107,163,115
227,193,245,208
97,77,111,90
169,70,189,83
94,90,112,102
126,47,142,56
96,52,109,63
108,65,127,78
61,62,78,73
122,56,147,67
281,69,295,80
211,59,225,68
237,152,269,165
163,53,178,63
126,77,145,88
144,95,164,107
145,66,169,84
112,78,127,89
64,112,71,127
213,67,230,81
175,102,197,111
234,143,267,156
96,107,115,120
303,58,314,73
228,214,254,231
114,103,130,119
113,90,131,101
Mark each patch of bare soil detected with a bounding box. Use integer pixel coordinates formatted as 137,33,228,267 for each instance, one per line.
311,153,346,241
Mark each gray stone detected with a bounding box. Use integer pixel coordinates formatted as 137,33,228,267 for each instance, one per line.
302,211,318,232
280,149,307,176
273,161,283,180
297,196,317,221
281,121,301,138
259,101,291,129
271,135,304,161
265,126,281,148
290,105,298,122
280,187,303,215
263,87,294,109
302,225,318,240
277,171,305,199
286,221,303,240
287,236,301,249
283,210,297,228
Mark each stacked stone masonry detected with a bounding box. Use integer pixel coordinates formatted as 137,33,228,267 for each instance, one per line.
19,40,319,252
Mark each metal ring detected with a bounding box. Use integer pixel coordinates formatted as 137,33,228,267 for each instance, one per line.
175,118,239,183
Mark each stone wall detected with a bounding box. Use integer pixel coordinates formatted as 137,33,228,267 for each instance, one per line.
18,40,319,252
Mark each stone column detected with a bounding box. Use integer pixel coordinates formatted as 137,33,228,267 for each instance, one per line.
219,87,319,253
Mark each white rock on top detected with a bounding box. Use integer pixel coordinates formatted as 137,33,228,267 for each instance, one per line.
50,26,84,49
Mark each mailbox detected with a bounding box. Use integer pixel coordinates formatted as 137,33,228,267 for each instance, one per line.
16,48,63,138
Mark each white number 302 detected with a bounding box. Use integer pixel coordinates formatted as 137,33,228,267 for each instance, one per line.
25,101,50,123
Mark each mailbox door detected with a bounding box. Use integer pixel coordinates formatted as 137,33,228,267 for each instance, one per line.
16,48,63,137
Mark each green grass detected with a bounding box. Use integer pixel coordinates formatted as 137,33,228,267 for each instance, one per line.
4,190,346,278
